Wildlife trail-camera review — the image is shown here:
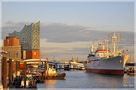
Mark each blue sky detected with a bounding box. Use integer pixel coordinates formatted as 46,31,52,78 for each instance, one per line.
2,2,134,31
1,2,134,61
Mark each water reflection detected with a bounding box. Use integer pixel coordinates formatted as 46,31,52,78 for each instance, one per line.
123,74,135,88
85,72,124,88
44,80,57,88
123,74,129,87
37,71,135,88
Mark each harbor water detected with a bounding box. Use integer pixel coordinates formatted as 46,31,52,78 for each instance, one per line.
37,70,135,89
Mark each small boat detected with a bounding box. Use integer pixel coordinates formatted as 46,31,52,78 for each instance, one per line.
45,72,66,80
45,63,66,80
38,60,66,80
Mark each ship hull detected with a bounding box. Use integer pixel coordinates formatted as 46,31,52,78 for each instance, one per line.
85,56,124,75
86,68,124,75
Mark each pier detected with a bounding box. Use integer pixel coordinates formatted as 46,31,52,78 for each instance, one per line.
0,54,86,89
124,63,136,75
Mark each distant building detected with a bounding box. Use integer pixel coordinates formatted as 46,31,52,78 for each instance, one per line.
3,36,21,60
9,21,40,59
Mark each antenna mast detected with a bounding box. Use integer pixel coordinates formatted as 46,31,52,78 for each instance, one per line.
112,32,119,56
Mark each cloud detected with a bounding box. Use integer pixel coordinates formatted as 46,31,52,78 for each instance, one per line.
41,39,89,49
2,22,134,43
3,22,134,42
40,38,90,60
40,38,89,54
40,23,110,42
2,21,29,39
2,22,134,61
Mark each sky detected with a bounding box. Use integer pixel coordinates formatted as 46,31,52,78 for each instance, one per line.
1,1,134,61
2,2,134,31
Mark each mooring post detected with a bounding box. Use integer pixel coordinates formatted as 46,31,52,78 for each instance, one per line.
9,58,13,88
2,57,8,89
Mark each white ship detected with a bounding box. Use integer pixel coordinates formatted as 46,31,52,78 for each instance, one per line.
85,32,129,75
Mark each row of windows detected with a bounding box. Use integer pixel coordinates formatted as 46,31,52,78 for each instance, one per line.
96,53,109,57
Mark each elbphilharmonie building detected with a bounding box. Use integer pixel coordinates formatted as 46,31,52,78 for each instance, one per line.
9,21,40,59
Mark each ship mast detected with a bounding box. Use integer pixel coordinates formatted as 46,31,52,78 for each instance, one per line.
104,40,109,57
89,42,95,54
89,44,91,54
112,32,119,56
91,44,94,53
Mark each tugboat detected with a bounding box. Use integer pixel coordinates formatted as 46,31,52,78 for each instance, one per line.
85,32,129,75
45,62,66,80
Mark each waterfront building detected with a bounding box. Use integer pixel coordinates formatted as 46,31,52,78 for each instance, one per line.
3,36,21,60
9,21,40,59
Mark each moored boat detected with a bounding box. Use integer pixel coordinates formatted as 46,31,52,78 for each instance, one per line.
45,63,66,80
45,72,66,80
85,32,129,75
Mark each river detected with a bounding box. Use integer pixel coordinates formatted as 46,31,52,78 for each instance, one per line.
37,70,135,89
